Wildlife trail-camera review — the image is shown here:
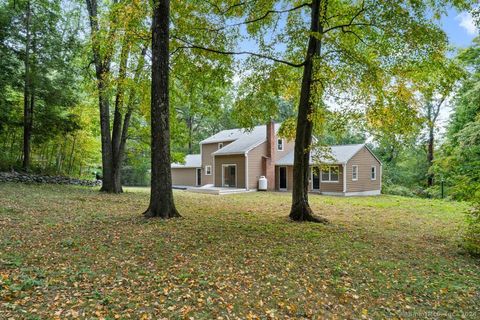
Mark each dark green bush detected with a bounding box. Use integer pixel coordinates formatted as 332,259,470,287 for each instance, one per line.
463,198,480,257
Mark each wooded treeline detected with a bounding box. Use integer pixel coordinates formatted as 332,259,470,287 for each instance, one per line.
0,0,479,221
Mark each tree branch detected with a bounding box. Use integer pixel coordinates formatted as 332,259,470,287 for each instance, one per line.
323,1,368,34
198,2,311,32
171,36,305,68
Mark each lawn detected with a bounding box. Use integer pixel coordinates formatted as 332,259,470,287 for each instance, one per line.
0,183,479,319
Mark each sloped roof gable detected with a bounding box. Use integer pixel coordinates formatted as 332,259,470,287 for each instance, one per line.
276,144,365,165
210,123,282,155
171,154,201,168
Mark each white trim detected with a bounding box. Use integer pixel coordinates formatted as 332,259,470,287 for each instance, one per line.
199,138,236,145
245,153,249,191
278,166,288,190
320,165,340,183
212,151,247,156
321,190,381,197
213,138,268,156
171,165,202,169
205,165,212,175
352,165,358,181
342,164,346,193
345,190,381,196
371,166,377,181
277,138,284,151
221,164,238,187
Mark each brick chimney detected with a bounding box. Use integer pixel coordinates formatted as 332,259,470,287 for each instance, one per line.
264,120,275,190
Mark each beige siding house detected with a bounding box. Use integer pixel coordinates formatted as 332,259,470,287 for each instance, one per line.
171,122,382,196
171,154,201,187
275,144,382,196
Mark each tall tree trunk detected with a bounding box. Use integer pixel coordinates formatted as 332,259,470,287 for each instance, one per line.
22,0,31,171
86,0,114,192
289,0,328,223
110,40,130,193
427,125,434,187
144,0,180,219
68,135,77,175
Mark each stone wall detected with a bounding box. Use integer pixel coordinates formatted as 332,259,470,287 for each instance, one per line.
0,171,101,187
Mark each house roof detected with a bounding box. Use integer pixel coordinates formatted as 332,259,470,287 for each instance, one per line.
276,144,366,165
210,123,282,155
171,154,201,168
199,128,245,144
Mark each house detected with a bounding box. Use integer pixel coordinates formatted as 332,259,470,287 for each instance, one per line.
171,122,382,196
171,154,201,187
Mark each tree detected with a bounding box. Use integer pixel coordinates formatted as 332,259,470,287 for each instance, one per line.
434,37,480,201
143,0,180,218
85,0,149,193
190,0,475,222
0,0,82,171
411,59,465,187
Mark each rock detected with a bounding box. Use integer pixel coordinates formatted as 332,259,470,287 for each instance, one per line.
0,171,101,187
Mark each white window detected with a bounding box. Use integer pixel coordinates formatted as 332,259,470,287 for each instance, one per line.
320,166,339,182
277,138,284,151
218,142,223,149
205,165,212,175
352,165,358,181
371,166,376,180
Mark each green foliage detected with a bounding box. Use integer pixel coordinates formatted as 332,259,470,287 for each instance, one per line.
0,0,93,175
463,200,480,257
434,38,480,201
382,184,416,198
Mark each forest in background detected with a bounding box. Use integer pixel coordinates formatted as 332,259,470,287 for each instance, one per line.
0,0,479,203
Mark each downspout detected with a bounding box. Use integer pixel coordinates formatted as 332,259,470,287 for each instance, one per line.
245,152,249,191
343,163,347,194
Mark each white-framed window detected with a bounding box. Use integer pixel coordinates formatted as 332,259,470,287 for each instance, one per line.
320,166,339,182
218,142,223,149
371,166,376,180
277,138,284,151
205,165,212,175
352,165,358,181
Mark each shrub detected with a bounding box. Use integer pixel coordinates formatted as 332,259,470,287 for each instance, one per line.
463,200,480,257
382,184,416,197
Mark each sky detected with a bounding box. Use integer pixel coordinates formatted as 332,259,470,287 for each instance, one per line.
432,9,478,138
440,8,478,48
233,7,478,139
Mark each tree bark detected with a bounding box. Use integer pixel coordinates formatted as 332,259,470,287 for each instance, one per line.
110,40,130,193
86,0,114,192
289,0,328,223
22,0,32,171
427,126,434,187
144,0,180,219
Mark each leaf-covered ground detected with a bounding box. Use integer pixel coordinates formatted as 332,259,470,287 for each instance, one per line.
0,183,479,319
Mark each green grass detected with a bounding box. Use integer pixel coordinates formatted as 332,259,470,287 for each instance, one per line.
0,183,479,319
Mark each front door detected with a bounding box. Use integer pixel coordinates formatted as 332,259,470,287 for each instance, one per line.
196,168,201,186
222,165,236,187
312,167,320,190
279,167,287,190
